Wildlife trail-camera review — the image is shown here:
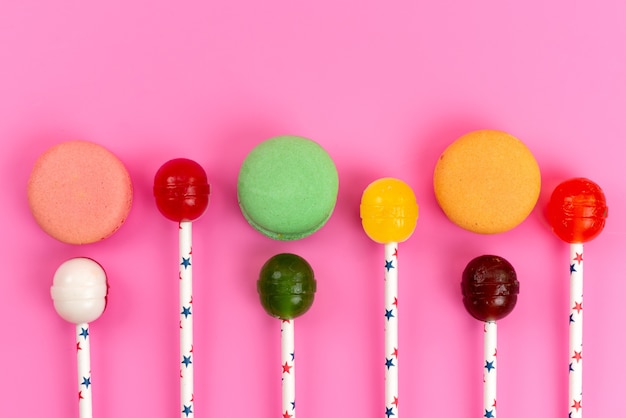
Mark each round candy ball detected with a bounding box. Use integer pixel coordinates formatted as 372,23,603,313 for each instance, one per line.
50,257,108,324
360,178,418,244
257,253,317,320
237,136,339,240
433,130,541,234
547,177,608,244
154,158,210,222
461,255,519,322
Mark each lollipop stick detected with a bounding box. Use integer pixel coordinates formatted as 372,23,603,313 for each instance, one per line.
384,243,399,417
483,321,497,418
179,221,194,418
281,320,296,418
569,243,584,417
76,323,92,418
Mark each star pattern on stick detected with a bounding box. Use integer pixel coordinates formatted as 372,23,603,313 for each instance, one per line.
79,327,89,340
573,252,583,264
384,309,395,321
81,376,91,389
282,361,293,374
385,358,395,369
181,257,191,269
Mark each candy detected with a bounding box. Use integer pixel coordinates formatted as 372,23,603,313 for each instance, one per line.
433,130,540,234
28,140,133,244
153,158,210,222
238,136,339,240
50,257,108,324
153,157,209,417
360,178,418,244
461,254,519,417
359,177,418,417
258,253,317,417
50,257,108,418
461,255,519,322
546,177,608,243
257,253,317,320
546,177,607,416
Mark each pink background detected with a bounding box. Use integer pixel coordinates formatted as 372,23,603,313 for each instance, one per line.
1,1,624,417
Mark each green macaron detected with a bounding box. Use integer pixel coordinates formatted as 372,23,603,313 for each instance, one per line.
237,135,339,240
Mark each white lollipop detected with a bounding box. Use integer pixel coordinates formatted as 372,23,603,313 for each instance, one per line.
51,257,108,418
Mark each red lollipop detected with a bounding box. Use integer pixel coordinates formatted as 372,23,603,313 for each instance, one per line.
546,177,607,417
154,158,210,222
547,177,607,244
153,158,210,418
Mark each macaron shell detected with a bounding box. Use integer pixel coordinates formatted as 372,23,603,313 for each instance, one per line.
28,140,133,244
237,136,339,240
433,130,541,234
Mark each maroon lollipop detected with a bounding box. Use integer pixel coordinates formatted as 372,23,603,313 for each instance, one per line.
461,255,519,418
462,255,519,322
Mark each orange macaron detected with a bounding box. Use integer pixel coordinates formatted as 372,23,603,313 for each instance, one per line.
433,130,541,234
27,140,133,244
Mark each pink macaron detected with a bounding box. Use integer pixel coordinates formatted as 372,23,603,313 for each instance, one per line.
27,140,133,244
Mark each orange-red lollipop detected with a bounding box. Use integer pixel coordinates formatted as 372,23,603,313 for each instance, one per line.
547,177,608,243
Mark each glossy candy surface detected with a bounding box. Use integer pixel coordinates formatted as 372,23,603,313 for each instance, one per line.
547,177,608,243
360,178,418,244
461,255,519,322
257,253,317,320
153,158,210,222
50,257,108,324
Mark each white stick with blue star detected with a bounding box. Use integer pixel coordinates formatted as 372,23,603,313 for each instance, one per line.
483,321,497,418
384,243,399,418
180,221,194,418
569,243,584,417
281,319,296,418
76,323,92,418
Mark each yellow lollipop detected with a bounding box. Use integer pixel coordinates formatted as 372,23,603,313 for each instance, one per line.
360,178,419,243
359,177,418,418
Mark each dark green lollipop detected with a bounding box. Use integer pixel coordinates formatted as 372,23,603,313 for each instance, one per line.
257,253,317,320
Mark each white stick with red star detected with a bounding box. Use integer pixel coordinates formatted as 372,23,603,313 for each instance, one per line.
483,321,497,418
281,319,296,418
569,243,584,417
384,243,399,418
76,323,92,418
180,221,194,418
